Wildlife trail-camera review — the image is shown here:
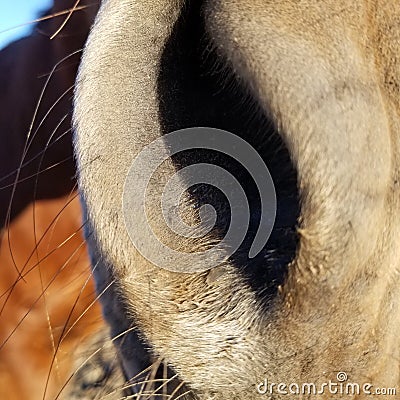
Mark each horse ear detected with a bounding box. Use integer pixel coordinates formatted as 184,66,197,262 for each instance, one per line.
76,0,400,397
50,0,100,86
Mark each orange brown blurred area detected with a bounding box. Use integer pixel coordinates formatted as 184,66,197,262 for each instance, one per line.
0,1,104,399
0,195,103,400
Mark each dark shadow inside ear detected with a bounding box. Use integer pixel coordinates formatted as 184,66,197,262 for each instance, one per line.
157,0,300,305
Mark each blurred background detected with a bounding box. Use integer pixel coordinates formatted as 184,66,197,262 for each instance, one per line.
0,0,53,50
0,2,105,399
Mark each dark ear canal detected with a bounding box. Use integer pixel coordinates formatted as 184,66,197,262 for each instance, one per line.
157,0,299,304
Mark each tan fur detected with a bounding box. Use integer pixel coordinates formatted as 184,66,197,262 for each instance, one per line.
74,0,400,398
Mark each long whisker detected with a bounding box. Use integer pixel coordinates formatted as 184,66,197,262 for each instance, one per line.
38,241,62,397
54,311,143,400
104,359,189,400
50,0,82,40
0,5,106,400
0,189,81,292
5,50,82,279
140,370,180,398
32,119,72,399
173,390,193,400
0,3,95,36
0,227,82,302
0,205,85,315
58,272,106,344
0,156,74,190
0,122,70,185
0,233,89,351
169,381,188,400
25,85,75,155
42,261,101,400
31,111,78,393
